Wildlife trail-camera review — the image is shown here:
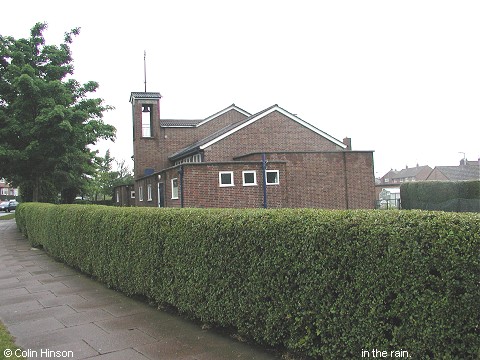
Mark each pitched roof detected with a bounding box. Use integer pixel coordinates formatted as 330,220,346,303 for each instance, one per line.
159,104,251,128
169,104,346,161
160,119,203,127
389,165,432,179
431,165,480,181
195,104,251,127
129,92,162,102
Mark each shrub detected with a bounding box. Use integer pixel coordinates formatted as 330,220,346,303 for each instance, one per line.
16,204,480,359
401,180,480,212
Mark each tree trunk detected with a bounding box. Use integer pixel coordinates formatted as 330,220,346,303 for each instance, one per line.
32,177,40,202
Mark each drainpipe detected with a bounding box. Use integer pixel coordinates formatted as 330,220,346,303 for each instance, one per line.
179,165,184,208
262,153,268,209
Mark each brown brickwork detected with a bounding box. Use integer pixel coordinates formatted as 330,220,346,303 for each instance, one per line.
133,151,374,209
204,111,341,162
127,93,375,209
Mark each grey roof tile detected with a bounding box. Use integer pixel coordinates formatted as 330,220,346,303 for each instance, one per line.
160,119,203,127
434,165,480,181
389,166,432,179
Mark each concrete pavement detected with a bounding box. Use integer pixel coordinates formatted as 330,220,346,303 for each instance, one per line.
0,219,281,359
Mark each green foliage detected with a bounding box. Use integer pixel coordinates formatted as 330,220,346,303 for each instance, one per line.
401,181,480,212
83,151,133,201
0,22,116,203
16,205,480,359
0,321,26,360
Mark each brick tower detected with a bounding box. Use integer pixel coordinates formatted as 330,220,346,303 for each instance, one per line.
129,92,162,179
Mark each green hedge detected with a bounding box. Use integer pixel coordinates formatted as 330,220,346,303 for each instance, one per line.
401,181,480,212
15,204,480,359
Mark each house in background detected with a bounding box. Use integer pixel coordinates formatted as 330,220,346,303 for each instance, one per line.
375,165,432,206
426,159,480,181
375,159,480,209
115,91,376,209
0,178,19,200
379,165,432,185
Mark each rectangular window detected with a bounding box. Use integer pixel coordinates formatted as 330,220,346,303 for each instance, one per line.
219,171,234,187
141,105,152,137
192,154,202,163
266,170,279,185
138,186,144,201
242,171,257,186
130,191,136,199
147,184,152,201
171,178,179,199
116,190,120,203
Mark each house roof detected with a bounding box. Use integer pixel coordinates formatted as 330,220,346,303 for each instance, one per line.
160,104,251,128
129,92,162,102
160,119,203,127
195,104,251,127
388,165,432,179
169,104,346,161
431,165,480,181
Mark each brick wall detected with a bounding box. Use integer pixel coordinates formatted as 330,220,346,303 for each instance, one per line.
133,104,249,177
132,98,162,179
344,152,375,208
133,151,374,209
236,152,375,209
204,110,341,162
181,162,286,208
113,185,135,207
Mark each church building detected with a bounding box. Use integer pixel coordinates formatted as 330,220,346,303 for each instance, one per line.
114,91,375,209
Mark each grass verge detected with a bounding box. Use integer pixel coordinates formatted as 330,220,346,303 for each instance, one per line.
0,321,25,360
0,214,15,221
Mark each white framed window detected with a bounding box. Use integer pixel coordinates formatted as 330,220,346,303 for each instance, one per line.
219,171,234,187
266,170,279,185
242,171,257,186
116,190,120,203
175,154,202,166
171,178,179,199
138,186,144,201
147,184,152,201
192,154,202,163
130,191,135,199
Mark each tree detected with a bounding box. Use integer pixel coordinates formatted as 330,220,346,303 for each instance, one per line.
85,151,133,202
0,23,115,202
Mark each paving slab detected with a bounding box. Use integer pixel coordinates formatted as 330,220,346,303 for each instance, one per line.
0,219,281,359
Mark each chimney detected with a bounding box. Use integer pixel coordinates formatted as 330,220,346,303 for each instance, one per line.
460,158,465,166
343,137,352,150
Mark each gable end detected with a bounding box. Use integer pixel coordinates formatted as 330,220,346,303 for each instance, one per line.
199,105,346,151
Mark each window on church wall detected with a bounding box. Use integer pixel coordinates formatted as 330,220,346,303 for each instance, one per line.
266,170,280,185
141,105,152,137
147,184,153,201
174,154,202,166
171,178,179,199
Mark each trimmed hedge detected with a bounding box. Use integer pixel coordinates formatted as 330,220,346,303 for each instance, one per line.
16,204,480,359
401,180,480,212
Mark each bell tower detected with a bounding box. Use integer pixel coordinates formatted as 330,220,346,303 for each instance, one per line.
130,92,162,179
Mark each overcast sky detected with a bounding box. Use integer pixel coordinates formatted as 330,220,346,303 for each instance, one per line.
2,0,479,177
